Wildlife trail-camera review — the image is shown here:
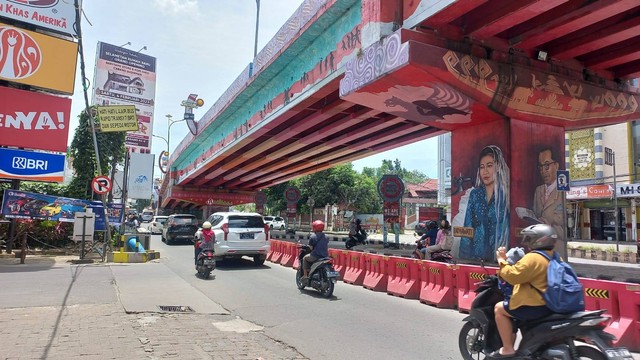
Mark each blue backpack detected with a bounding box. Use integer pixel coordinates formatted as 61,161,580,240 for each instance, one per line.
533,250,585,313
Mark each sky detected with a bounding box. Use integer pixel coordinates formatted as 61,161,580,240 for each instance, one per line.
70,0,439,179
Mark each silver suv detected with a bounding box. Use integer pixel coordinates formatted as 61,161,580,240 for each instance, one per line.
206,212,269,265
263,215,286,230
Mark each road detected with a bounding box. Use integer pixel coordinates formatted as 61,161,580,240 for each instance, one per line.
155,234,464,359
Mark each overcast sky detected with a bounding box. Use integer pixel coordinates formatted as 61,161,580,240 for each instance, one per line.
71,0,438,178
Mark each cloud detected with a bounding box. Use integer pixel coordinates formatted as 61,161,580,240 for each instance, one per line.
153,0,198,14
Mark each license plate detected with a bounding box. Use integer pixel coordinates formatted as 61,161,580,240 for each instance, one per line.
326,271,340,278
204,259,215,265
605,348,633,359
239,233,254,239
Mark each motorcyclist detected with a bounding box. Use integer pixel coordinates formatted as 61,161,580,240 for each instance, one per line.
421,219,451,259
348,218,365,245
302,220,329,283
194,221,214,265
490,224,555,359
125,213,139,232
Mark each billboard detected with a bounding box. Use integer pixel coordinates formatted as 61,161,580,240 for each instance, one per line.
91,42,157,153
0,22,78,94
0,0,77,36
0,86,72,151
127,152,154,199
0,147,65,182
96,105,138,132
1,189,123,224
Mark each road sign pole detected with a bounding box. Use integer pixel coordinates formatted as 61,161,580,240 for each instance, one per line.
613,151,620,251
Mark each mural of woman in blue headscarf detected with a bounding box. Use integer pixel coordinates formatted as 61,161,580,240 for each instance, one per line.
458,145,510,261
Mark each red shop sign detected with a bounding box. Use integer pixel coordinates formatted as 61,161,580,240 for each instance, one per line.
0,87,71,152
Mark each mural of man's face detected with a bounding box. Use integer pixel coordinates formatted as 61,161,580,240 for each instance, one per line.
538,149,558,186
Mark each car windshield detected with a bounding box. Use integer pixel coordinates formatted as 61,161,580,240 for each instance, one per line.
263,216,273,221
172,217,195,225
229,216,264,228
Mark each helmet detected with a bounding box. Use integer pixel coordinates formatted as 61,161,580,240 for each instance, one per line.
202,221,212,229
312,220,325,232
355,218,361,224
521,224,557,250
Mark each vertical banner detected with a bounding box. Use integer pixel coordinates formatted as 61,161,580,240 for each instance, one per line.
451,120,510,262
91,42,157,153
568,129,596,181
127,153,154,199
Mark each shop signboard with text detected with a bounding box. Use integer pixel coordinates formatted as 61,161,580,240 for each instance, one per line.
0,86,71,151
0,22,78,93
0,1,77,36
0,148,65,182
92,42,157,153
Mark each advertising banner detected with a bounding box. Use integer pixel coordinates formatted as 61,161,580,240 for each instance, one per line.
92,42,157,153
1,189,122,224
0,86,71,152
0,147,65,182
568,129,595,181
0,0,77,36
0,22,78,94
96,105,138,132
127,153,154,200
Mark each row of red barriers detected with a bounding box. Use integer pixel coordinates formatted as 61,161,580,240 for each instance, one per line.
268,240,640,351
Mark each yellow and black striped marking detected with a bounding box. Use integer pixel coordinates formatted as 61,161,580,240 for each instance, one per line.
585,288,609,299
429,268,441,275
396,262,408,269
470,273,486,280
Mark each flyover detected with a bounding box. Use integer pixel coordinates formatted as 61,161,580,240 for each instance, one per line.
161,0,640,211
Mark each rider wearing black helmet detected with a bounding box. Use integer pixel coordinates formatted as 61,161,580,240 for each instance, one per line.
490,224,556,359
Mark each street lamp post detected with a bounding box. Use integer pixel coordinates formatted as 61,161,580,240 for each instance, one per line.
254,0,260,59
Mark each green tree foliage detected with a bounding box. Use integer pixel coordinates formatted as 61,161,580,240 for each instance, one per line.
67,107,126,200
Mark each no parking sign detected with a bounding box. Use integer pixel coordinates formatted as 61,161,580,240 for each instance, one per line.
92,176,112,195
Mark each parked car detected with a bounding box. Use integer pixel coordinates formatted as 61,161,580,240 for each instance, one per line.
141,209,154,222
149,215,168,234
205,212,269,265
162,214,198,245
414,220,438,236
263,215,286,230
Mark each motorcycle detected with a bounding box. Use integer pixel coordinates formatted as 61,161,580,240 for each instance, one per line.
458,275,633,360
345,229,368,250
195,242,215,279
411,237,454,263
295,243,339,298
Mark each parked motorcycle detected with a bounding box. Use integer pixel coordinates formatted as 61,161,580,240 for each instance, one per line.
195,246,215,279
345,229,368,250
295,243,339,298
458,275,633,360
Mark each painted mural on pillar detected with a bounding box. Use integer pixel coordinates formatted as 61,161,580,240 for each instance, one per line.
451,120,510,262
510,120,567,254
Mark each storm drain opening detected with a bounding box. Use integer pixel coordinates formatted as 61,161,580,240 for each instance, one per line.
157,305,195,313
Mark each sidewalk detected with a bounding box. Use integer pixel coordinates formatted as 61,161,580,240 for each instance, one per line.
0,257,307,360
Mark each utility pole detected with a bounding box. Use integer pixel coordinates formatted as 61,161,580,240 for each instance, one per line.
604,147,620,251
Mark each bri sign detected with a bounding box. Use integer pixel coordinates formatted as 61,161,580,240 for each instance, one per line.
0,148,65,182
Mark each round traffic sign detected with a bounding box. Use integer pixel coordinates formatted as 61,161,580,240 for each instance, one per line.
254,191,267,206
284,186,301,203
377,175,405,202
92,176,112,195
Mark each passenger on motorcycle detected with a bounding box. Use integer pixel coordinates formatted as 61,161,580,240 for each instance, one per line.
302,220,329,283
419,219,451,259
194,221,215,265
491,224,556,358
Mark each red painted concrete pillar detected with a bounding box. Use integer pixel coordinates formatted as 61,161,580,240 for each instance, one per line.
361,0,402,47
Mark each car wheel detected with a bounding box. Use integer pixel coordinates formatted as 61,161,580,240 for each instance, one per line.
166,236,172,245
253,255,265,266
280,225,285,231
270,225,274,230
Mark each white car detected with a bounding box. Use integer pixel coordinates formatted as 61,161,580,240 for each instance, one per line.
149,215,168,234
141,210,154,222
205,212,269,265
263,215,286,231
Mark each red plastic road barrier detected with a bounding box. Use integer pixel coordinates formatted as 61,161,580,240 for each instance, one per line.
279,241,295,267
268,240,283,264
386,257,421,299
456,264,498,313
419,261,457,308
342,251,366,286
293,247,300,270
329,249,347,277
580,278,640,351
363,253,389,292
266,239,275,261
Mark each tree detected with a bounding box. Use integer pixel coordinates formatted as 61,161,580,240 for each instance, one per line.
67,108,127,200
